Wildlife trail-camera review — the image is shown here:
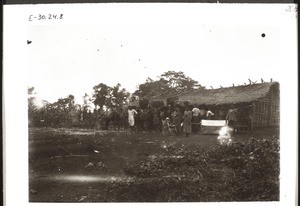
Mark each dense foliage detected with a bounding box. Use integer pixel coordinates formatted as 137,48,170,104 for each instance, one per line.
121,137,279,201
28,71,202,128
28,93,83,127
92,83,129,110
134,71,205,98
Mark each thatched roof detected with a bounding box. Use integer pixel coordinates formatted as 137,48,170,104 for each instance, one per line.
150,82,279,106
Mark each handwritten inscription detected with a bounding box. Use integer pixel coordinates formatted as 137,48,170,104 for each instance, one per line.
29,14,64,21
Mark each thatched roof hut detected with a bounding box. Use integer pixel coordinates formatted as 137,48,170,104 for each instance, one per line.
178,82,279,106
149,82,280,129
149,82,278,105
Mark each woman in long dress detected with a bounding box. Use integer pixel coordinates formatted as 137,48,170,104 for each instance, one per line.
183,106,192,137
128,107,138,132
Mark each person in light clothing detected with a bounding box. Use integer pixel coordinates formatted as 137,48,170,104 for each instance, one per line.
128,107,138,131
192,105,201,133
206,109,214,120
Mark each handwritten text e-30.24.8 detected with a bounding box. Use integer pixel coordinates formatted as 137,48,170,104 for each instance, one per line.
29,14,63,21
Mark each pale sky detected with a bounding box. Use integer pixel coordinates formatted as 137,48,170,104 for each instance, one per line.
26,4,285,104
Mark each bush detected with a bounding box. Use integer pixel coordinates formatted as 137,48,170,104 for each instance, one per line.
122,137,279,201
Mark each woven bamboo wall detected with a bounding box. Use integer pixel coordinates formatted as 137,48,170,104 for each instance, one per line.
252,84,279,127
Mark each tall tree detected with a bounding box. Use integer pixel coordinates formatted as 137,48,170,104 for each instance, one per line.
111,83,130,108
134,78,168,97
160,71,203,92
134,71,205,98
49,94,79,127
28,87,37,126
92,83,129,111
28,86,36,110
92,83,111,110
82,93,93,111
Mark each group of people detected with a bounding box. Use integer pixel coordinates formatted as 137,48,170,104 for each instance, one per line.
126,104,226,136
95,102,238,136
83,103,238,133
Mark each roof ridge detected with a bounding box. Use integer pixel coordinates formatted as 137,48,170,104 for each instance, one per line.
150,82,279,105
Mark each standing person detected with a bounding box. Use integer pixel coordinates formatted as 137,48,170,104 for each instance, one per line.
199,108,206,120
104,108,113,130
128,106,138,132
218,107,227,120
172,107,182,134
206,109,214,120
166,104,172,119
183,106,192,137
192,105,201,133
153,107,161,132
226,106,238,132
121,109,128,130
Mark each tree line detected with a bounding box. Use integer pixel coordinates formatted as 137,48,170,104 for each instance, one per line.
28,71,205,128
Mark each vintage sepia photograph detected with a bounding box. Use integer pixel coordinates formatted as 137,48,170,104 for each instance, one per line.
3,3,298,205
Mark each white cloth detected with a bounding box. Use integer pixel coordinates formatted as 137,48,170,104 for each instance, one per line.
206,110,214,117
128,109,138,126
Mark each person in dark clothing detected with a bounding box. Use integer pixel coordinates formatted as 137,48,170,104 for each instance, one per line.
171,107,182,134
226,106,238,131
183,107,192,137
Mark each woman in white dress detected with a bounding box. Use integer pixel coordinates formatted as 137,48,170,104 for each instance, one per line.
128,107,138,131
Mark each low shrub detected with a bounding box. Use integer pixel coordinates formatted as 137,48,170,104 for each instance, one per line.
122,137,279,201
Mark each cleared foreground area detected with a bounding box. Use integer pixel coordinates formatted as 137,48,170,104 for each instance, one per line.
29,127,279,202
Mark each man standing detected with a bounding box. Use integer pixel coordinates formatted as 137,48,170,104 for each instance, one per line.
206,109,214,120
192,105,201,133
171,107,182,133
226,106,238,132
183,106,192,137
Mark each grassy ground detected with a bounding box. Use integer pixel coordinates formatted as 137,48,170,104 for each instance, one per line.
29,127,279,202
